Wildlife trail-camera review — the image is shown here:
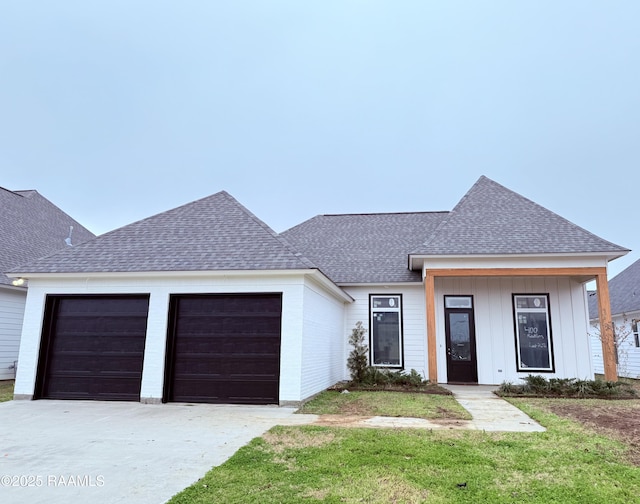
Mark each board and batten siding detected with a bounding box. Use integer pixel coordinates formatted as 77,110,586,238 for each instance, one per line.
0,288,27,380
435,276,593,384
342,285,428,380
590,311,640,380
13,273,345,404
299,281,347,401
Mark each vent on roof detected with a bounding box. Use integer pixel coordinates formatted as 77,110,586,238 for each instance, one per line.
65,226,73,246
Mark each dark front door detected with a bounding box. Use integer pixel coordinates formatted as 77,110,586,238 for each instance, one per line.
444,297,478,383
164,293,282,405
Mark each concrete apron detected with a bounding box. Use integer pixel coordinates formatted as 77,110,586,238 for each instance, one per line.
0,400,317,504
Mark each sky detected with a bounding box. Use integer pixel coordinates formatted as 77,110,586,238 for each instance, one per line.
1,1,639,279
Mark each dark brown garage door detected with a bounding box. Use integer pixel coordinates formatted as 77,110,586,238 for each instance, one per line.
35,295,149,401
164,293,282,405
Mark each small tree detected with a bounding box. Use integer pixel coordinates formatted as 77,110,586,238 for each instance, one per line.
347,321,368,383
590,314,633,377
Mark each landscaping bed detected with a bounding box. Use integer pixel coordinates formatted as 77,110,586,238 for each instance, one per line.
329,380,452,395
299,390,471,420
495,375,638,399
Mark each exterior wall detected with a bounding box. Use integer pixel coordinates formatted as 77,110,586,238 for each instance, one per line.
590,311,640,379
0,288,26,380
299,280,347,401
14,273,346,404
342,285,428,379
435,276,593,384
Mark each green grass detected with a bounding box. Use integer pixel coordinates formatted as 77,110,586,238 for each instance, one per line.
299,390,471,420
167,398,640,504
0,380,14,402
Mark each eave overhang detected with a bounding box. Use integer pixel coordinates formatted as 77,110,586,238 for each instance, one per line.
6,268,354,303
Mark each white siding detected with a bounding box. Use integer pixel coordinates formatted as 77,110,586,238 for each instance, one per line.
299,280,346,400
14,273,347,403
342,285,428,380
590,311,640,379
435,276,593,384
0,288,26,380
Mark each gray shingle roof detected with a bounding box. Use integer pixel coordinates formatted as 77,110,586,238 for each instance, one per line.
588,258,640,319
10,191,315,274
412,176,629,257
280,212,448,283
0,187,95,286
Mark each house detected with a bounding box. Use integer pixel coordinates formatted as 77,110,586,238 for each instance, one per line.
0,187,94,380
8,176,628,405
588,258,640,379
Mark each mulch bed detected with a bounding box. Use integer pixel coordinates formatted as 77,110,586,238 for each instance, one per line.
328,382,453,395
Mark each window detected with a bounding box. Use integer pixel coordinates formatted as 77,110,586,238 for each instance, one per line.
370,295,403,367
633,320,640,348
513,294,554,372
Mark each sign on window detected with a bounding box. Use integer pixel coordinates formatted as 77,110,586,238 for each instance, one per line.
513,295,554,372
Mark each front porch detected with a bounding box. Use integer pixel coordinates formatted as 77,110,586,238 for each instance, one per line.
423,267,617,384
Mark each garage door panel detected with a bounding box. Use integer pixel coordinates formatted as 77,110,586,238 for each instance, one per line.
36,295,149,401
171,379,279,404
57,297,150,315
51,333,146,354
54,316,149,335
48,353,145,374
174,335,280,354
176,316,280,336
173,355,280,376
166,294,282,405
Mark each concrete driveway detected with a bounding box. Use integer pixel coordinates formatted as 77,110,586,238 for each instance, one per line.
0,400,316,504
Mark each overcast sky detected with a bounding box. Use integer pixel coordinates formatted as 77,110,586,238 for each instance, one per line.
1,2,638,279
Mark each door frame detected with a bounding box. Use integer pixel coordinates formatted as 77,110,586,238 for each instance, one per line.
443,295,478,384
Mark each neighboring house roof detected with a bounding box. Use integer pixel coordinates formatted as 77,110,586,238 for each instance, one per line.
9,191,316,274
0,187,95,286
411,176,629,257
588,258,640,319
280,212,448,283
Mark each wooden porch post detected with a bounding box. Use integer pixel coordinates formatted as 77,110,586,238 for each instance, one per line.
596,272,618,381
425,272,437,383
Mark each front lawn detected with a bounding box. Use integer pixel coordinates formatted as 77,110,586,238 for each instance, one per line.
0,380,14,402
168,396,640,504
299,390,471,420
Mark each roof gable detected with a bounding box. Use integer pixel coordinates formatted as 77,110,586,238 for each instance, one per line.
412,176,629,257
0,187,95,285
10,191,316,274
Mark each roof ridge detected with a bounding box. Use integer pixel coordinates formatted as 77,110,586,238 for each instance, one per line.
410,176,485,253
412,175,629,257
218,192,318,269
0,186,24,197
320,210,450,217
483,177,631,253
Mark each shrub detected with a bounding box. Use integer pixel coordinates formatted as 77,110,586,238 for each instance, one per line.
346,321,368,383
359,367,428,388
496,374,637,398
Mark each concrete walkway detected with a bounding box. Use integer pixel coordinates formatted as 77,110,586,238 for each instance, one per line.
442,384,546,432
316,385,546,432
